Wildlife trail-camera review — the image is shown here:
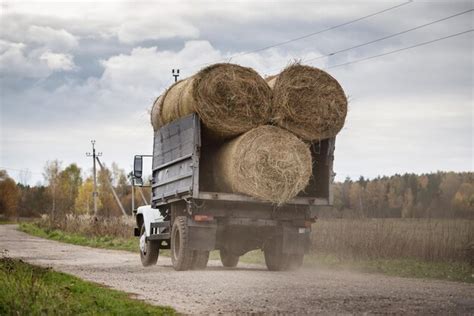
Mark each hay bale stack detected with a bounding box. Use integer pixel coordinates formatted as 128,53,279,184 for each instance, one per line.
268,64,347,141
213,125,312,204
151,63,272,138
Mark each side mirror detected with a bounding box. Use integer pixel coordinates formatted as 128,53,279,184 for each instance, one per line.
133,155,143,179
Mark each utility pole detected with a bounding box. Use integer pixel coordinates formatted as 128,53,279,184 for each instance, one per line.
128,172,135,214
172,69,180,82
86,140,102,215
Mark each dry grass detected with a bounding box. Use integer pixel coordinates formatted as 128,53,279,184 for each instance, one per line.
312,219,474,263
36,214,134,239
32,216,473,265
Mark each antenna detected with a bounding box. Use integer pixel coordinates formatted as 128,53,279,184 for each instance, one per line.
172,69,180,82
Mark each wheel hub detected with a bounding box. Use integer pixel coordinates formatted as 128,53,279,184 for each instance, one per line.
139,234,146,253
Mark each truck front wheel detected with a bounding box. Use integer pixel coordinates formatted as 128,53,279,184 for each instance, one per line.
171,216,194,271
220,249,239,268
139,223,159,267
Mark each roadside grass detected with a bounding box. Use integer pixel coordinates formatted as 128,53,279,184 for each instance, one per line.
304,253,473,283
0,256,175,315
19,222,473,283
0,219,15,225
19,222,137,252
234,251,473,283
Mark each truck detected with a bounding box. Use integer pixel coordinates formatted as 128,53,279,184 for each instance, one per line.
132,113,335,271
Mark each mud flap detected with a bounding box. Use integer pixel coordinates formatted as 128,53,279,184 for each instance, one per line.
282,226,310,255
187,219,217,251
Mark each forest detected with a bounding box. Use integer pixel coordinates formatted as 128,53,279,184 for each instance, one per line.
0,161,473,219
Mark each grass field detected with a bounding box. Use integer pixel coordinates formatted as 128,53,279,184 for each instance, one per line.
19,218,474,283
312,219,474,262
0,256,175,315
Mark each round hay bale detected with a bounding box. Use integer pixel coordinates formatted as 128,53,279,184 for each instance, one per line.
150,95,163,129
269,64,347,141
213,125,312,204
151,63,272,138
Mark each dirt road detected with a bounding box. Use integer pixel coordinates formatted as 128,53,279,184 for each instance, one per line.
1,225,473,314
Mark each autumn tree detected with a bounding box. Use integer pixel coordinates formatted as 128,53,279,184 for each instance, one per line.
452,183,474,218
0,170,20,218
74,178,101,214
97,164,122,217
57,163,82,213
17,184,50,217
43,160,62,220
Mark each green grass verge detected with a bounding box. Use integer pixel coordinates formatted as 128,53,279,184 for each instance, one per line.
304,253,474,283
19,222,137,252
19,222,473,283
228,251,473,283
0,257,175,315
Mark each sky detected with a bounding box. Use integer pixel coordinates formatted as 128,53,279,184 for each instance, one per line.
0,0,473,186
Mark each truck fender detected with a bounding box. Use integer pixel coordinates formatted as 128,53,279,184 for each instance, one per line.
136,205,163,237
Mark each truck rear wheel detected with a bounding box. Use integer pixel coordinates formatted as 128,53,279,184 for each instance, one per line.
139,223,159,267
265,235,305,271
220,249,239,268
288,254,304,270
171,216,194,271
264,248,290,271
264,244,304,271
192,251,210,270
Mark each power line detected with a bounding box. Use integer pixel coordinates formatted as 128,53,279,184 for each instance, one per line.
185,1,412,70
324,29,473,70
0,167,43,175
302,8,473,65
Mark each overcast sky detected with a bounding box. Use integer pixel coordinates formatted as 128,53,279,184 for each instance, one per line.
0,0,473,185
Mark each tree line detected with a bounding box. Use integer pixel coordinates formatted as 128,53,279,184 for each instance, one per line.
0,163,473,219
333,172,473,218
0,160,150,219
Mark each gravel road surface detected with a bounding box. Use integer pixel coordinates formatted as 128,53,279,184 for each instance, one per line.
1,224,473,314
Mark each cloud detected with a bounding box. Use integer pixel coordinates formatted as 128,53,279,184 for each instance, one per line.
0,22,79,78
39,51,76,71
0,40,77,78
0,40,49,78
27,25,78,51
117,16,199,44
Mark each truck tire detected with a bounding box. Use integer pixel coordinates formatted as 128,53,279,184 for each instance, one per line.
264,237,292,271
288,254,304,270
220,249,239,268
171,216,194,271
139,223,159,267
192,251,210,270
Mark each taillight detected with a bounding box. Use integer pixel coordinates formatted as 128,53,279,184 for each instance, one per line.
194,214,214,222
